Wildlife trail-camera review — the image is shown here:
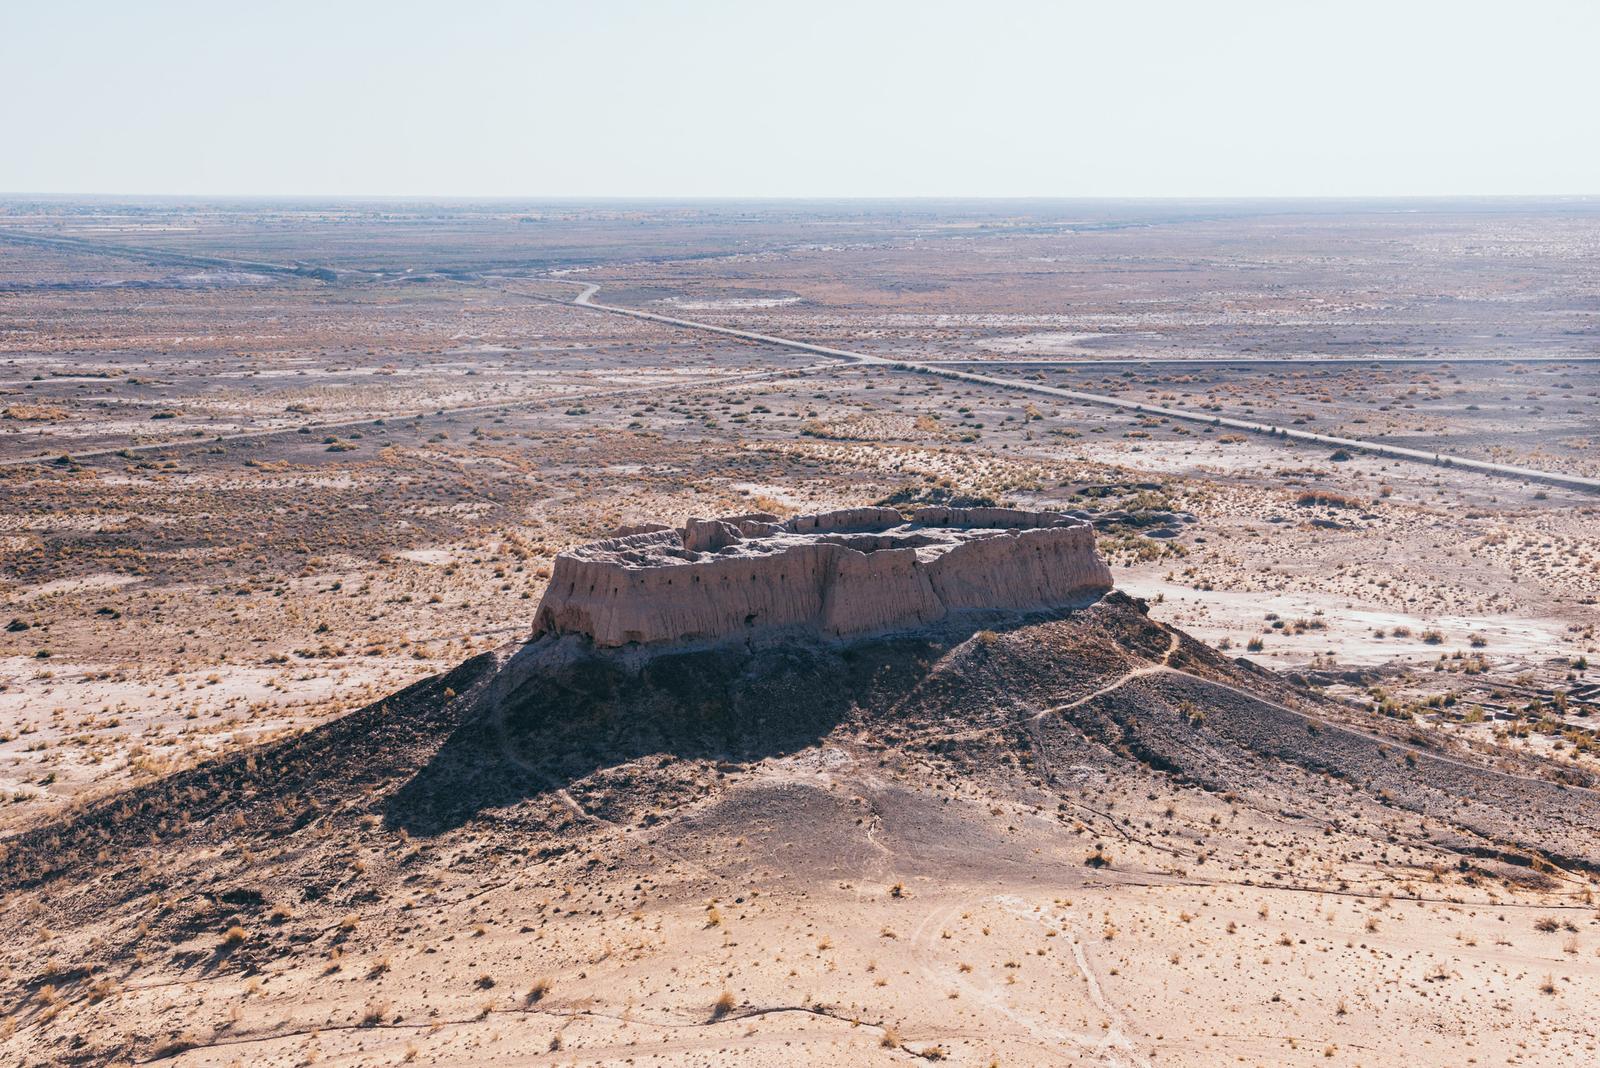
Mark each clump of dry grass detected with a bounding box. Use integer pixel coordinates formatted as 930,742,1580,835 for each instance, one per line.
1296,490,1363,509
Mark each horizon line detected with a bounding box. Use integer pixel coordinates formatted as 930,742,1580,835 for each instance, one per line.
2,191,1598,204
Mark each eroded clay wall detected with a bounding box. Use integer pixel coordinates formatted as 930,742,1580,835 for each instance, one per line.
533,512,1113,649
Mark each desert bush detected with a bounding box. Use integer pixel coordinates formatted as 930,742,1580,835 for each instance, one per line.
1296,491,1363,509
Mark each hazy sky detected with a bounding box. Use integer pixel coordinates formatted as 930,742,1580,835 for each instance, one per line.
3,0,1596,198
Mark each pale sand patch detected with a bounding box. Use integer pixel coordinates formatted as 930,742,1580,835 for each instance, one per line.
396,547,459,565
1123,574,1570,667
13,572,142,602
976,330,1108,355
657,296,803,310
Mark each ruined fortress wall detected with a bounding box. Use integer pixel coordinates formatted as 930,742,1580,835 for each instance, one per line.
925,524,1107,613
911,506,1074,530
819,545,945,636
786,507,908,533
536,545,831,648
533,509,1113,649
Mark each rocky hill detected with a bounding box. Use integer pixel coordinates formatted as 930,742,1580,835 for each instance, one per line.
3,593,1598,1065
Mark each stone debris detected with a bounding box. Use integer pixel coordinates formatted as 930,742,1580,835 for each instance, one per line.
533,506,1113,648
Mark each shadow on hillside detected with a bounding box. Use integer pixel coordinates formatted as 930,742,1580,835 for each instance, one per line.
381,617,1011,836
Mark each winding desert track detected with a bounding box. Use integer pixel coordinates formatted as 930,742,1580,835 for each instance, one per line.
1034,632,1183,722
561,282,1600,495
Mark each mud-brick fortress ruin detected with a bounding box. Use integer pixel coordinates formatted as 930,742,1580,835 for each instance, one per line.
532,507,1114,648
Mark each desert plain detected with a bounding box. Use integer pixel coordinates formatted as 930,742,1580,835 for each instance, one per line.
1,197,1598,1065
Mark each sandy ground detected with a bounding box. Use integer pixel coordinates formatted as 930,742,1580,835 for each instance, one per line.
2,198,1599,1066
12,727,1600,1067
